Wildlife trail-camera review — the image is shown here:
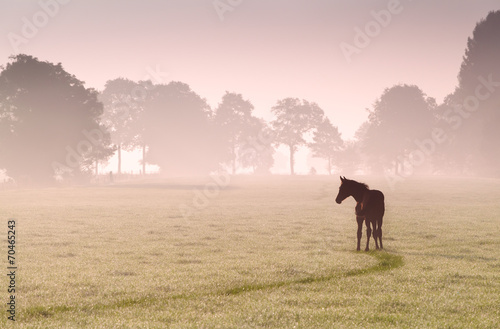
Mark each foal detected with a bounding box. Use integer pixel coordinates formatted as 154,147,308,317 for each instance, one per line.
335,176,385,251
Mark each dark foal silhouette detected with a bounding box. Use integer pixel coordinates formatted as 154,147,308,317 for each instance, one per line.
335,176,385,251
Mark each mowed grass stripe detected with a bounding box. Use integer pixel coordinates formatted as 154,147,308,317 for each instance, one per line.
224,251,403,295
22,251,403,320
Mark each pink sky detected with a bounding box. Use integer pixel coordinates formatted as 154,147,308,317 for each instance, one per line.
1,0,499,173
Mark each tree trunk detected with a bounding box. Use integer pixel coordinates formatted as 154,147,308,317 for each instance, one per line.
142,143,146,175
289,144,295,175
328,156,332,175
117,144,122,175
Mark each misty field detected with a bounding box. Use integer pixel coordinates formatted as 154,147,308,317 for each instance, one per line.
1,176,499,328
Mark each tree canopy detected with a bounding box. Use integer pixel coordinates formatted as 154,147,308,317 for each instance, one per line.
309,117,343,175
271,98,324,175
450,10,500,174
142,82,223,176
238,117,275,174
100,78,151,174
360,84,436,174
214,92,255,174
0,54,114,185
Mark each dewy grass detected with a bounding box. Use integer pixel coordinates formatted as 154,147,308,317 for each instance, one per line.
22,250,403,320
1,176,499,328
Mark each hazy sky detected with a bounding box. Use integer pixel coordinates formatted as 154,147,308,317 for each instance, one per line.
1,0,499,173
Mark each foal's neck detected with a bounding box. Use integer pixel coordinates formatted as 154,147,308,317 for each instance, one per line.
351,184,367,203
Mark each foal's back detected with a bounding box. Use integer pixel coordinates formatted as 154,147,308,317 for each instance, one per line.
360,189,385,218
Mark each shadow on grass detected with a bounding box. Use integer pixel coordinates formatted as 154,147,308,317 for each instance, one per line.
22,251,403,320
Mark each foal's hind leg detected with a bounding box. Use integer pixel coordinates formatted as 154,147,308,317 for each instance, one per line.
378,219,383,250
378,228,383,249
371,219,380,250
364,219,372,251
356,216,363,251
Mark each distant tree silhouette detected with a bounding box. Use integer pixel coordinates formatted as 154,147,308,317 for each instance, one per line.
458,11,500,98
142,82,223,176
431,95,471,174
238,117,275,174
0,54,114,185
271,98,324,175
309,117,343,175
100,78,152,175
360,84,436,174
87,135,116,177
351,121,377,174
214,92,255,174
447,10,500,175
335,141,361,176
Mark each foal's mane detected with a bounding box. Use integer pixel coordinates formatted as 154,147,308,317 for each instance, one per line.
346,179,369,190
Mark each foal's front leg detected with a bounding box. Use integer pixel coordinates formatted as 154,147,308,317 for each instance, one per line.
356,216,363,251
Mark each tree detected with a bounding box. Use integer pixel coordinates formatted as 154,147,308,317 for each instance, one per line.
309,117,343,175
100,78,151,175
238,117,275,174
449,10,500,175
142,82,223,176
213,92,254,174
271,98,324,175
335,141,361,176
0,54,114,185
360,84,436,174
458,11,500,97
431,95,472,174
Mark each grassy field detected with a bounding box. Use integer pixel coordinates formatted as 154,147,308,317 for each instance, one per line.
1,175,499,328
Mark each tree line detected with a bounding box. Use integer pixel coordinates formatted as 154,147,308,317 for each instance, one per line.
0,10,499,185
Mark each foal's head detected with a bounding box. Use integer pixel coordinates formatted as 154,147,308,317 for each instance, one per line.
335,176,368,204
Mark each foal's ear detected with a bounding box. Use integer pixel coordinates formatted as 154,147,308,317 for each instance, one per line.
340,176,345,182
